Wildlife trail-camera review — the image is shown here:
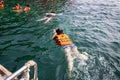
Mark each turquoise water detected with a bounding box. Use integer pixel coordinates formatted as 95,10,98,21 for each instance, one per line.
0,0,120,80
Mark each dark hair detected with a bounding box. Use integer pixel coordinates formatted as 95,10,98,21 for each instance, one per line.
50,11,55,13
16,3,19,5
56,29,63,35
26,4,30,7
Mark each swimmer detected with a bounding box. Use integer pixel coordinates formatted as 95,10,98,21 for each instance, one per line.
12,3,22,10
24,4,30,12
37,11,56,23
52,29,89,72
0,2,4,9
12,3,22,13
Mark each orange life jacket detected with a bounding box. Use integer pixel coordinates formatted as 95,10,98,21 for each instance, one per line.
0,4,4,9
55,34,73,46
15,5,21,10
24,7,30,12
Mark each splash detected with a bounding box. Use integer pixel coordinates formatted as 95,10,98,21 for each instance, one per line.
64,48,89,77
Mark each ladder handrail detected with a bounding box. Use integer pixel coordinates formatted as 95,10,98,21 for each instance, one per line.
5,60,37,80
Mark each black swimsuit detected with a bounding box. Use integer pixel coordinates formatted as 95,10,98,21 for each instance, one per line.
46,14,53,17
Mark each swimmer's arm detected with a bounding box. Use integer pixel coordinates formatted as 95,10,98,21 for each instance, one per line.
52,29,57,39
37,17,47,21
46,13,56,16
44,17,52,23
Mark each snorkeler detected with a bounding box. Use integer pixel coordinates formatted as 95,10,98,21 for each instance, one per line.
52,28,89,72
37,11,56,23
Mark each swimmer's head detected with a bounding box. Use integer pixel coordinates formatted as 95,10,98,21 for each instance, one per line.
56,28,63,35
26,4,30,7
50,11,55,13
16,3,20,6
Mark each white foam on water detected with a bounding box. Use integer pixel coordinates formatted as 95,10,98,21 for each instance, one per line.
66,51,89,71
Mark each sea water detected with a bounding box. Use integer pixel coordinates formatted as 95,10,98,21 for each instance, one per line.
0,0,120,80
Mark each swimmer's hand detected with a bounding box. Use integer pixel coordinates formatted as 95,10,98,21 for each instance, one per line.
53,29,56,34
52,29,57,39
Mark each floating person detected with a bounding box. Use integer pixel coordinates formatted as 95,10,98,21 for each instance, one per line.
37,11,56,23
0,2,4,9
12,3,22,13
24,4,30,12
52,28,89,72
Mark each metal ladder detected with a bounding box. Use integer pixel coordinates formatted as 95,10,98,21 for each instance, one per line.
0,60,38,80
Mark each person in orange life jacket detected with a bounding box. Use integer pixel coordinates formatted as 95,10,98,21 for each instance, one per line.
0,2,4,9
52,29,88,71
24,4,30,12
13,3,22,10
